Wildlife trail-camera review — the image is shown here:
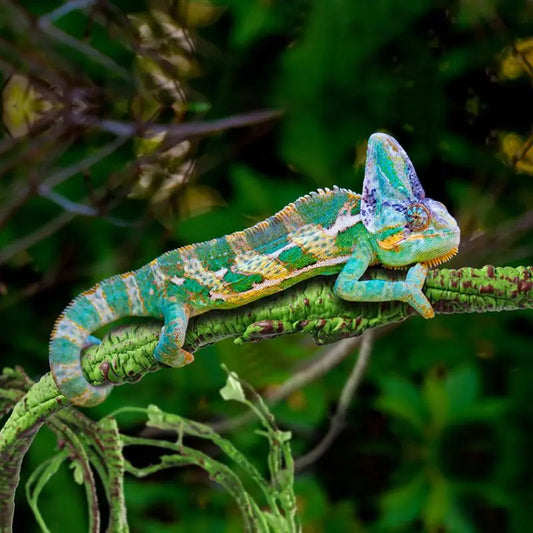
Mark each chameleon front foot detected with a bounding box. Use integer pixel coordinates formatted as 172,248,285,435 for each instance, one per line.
335,261,435,319
400,263,434,318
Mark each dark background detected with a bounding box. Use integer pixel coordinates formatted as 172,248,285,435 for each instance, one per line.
0,0,532,531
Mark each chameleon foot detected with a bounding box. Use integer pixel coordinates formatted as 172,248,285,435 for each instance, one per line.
155,346,195,368
401,263,434,318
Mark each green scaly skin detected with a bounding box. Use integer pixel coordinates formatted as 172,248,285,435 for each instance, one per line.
49,133,461,406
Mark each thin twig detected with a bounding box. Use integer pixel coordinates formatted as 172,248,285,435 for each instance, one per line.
0,130,73,230
37,17,131,80
39,190,104,216
0,212,74,265
37,190,134,227
269,337,363,404
85,109,284,139
294,330,375,471
459,209,533,266
40,0,98,23
38,135,129,193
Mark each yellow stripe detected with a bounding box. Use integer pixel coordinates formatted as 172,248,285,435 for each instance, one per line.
233,250,289,280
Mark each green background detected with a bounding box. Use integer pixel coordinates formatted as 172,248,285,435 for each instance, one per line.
0,0,532,531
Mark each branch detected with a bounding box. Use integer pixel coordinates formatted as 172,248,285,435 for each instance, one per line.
84,109,283,141
0,265,531,531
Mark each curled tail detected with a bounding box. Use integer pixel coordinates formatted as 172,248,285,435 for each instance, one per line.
50,271,155,406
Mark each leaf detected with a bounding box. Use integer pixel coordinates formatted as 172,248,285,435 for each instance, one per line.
460,398,509,422
376,376,428,435
422,474,449,529
70,459,84,485
422,368,450,432
293,476,328,523
379,475,427,530
278,431,292,443
220,370,247,403
445,365,480,419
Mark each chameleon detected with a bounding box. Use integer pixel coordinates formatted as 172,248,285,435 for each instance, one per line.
50,133,460,406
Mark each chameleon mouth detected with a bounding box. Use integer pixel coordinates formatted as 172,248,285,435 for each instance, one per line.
423,247,458,268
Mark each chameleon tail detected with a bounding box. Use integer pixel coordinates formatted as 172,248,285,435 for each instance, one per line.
49,272,150,406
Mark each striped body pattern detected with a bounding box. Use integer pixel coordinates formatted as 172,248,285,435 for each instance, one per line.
50,133,461,406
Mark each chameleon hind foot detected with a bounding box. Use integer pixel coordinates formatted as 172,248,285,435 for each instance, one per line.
155,346,195,368
154,301,194,367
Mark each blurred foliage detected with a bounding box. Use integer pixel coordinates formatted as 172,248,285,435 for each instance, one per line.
0,0,532,531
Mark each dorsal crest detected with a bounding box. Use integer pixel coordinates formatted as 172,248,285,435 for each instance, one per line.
239,186,359,248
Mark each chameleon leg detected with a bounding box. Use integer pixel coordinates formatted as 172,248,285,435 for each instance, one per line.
335,250,434,318
154,301,195,367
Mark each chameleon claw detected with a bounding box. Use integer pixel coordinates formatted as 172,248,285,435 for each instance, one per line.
403,263,434,318
155,347,194,368
182,349,195,365
406,291,434,318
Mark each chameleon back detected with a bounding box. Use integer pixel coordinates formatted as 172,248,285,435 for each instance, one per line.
153,187,364,312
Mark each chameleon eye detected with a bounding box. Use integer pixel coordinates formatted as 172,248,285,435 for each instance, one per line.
406,203,430,231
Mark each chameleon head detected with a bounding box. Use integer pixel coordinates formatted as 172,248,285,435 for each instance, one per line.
362,132,460,268
373,197,460,268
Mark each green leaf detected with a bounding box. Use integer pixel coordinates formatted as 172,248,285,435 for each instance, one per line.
70,459,84,485
445,365,480,419
379,475,427,530
422,368,450,432
422,475,449,529
278,430,292,443
220,370,247,403
376,376,428,435
460,398,509,422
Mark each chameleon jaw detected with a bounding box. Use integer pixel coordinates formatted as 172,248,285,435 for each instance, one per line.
423,247,458,268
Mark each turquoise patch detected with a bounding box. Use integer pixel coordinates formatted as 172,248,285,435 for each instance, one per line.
157,251,184,272
63,376,89,397
245,216,289,252
183,277,211,298
253,233,291,256
102,277,131,315
65,297,100,330
297,192,348,228
50,337,79,364
135,267,160,316
195,237,235,271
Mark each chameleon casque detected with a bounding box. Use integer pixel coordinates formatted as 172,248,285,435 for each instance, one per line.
50,133,460,406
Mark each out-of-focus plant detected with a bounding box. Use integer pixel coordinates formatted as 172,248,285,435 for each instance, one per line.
376,365,515,532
